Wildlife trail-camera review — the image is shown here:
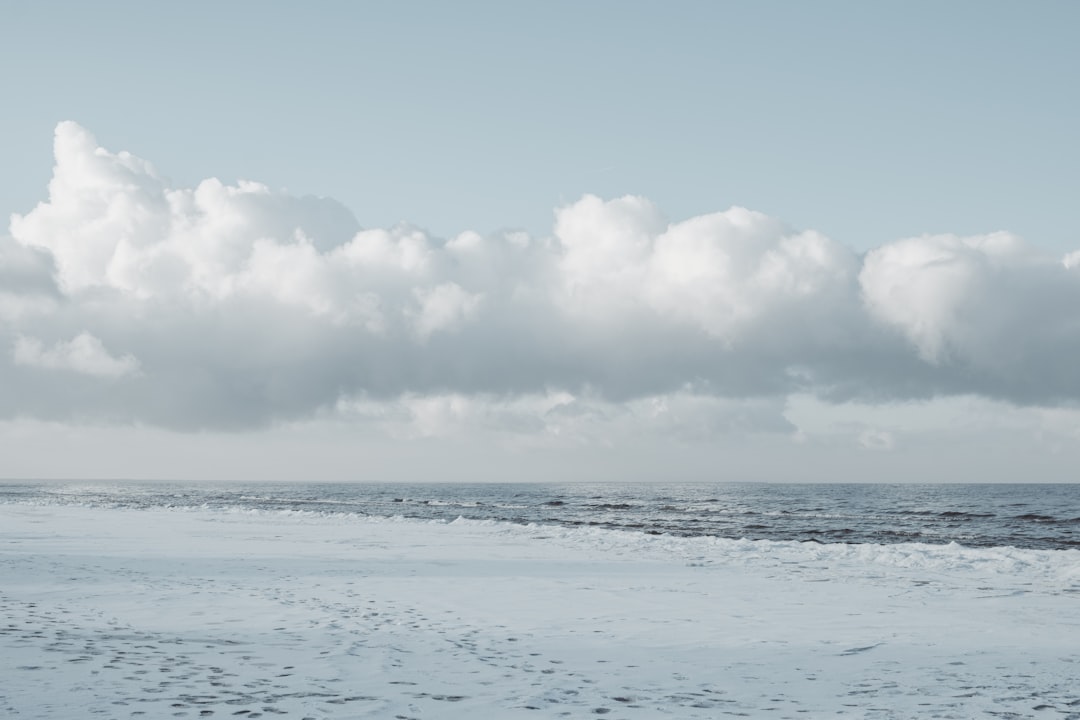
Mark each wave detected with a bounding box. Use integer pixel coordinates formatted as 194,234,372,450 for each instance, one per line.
439,517,1080,591
4,483,1078,551
1010,513,1079,524
6,495,1079,563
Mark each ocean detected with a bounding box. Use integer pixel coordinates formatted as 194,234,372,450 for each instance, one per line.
2,481,1077,551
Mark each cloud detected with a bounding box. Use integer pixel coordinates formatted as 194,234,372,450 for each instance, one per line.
858,233,1080,402
858,429,895,452
13,332,140,378
336,390,793,444
409,283,483,340
3,122,1080,431
0,235,58,322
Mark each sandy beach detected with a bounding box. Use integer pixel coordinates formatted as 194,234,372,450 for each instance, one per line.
2,503,1079,719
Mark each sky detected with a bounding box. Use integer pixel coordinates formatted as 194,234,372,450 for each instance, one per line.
2,1,1080,482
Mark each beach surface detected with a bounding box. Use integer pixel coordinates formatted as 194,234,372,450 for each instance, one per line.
2,503,1078,719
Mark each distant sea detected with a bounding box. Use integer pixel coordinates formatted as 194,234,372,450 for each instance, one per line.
2,482,1077,551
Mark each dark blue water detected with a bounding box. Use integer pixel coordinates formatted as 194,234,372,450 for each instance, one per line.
1,482,1077,551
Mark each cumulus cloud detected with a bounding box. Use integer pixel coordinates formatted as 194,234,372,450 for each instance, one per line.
858,233,1080,402
2,122,1080,431
557,197,858,342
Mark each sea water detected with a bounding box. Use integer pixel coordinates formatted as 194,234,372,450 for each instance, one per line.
2,481,1076,550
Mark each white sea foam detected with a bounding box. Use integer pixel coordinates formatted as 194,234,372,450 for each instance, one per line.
6,493,1078,581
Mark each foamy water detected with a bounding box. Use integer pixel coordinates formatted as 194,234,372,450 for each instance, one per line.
3,481,1078,549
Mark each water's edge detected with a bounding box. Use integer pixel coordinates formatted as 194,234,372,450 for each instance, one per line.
2,481,1077,551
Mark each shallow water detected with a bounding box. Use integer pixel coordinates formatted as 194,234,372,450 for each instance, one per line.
2,481,1077,550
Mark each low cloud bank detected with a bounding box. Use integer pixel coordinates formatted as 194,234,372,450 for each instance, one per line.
3,123,1079,431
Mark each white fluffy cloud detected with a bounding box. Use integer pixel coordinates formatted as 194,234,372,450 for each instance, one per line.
553,195,860,345
3,123,1080,431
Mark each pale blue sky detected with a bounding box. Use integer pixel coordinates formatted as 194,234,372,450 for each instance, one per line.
2,1,1078,250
